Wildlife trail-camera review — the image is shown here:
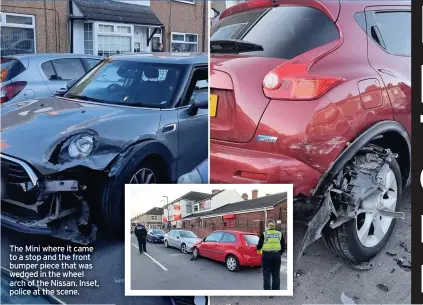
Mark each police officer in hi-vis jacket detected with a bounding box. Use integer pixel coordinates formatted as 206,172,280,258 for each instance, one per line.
256,221,285,290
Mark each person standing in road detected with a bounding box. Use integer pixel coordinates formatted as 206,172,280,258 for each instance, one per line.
134,223,148,253
257,221,285,290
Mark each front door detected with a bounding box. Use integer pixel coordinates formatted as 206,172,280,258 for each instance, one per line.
133,34,144,53
177,67,209,177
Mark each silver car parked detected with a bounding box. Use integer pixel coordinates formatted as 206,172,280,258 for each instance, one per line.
1,53,101,106
164,229,201,253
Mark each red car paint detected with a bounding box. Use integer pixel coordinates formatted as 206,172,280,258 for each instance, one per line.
194,230,262,268
210,0,411,196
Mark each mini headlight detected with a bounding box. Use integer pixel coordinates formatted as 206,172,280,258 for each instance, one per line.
68,135,94,159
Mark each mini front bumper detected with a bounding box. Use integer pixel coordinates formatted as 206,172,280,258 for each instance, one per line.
210,142,322,196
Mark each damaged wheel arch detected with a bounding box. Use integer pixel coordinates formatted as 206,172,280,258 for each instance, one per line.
99,140,175,235
297,120,410,265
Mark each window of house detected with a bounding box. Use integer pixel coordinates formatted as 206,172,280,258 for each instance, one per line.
172,0,195,4
92,23,133,57
150,28,162,51
186,204,193,214
193,203,199,213
84,23,94,55
171,32,198,52
0,13,35,56
151,215,158,221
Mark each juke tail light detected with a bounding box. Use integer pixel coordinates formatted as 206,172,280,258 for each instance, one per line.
263,62,344,101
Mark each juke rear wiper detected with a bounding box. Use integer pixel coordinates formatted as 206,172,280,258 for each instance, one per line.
210,39,264,53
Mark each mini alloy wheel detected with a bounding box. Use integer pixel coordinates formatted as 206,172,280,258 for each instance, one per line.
181,243,187,254
129,168,156,184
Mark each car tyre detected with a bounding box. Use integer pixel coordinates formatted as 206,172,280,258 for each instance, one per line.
181,243,187,254
323,156,402,263
226,255,240,272
192,247,200,258
100,159,167,235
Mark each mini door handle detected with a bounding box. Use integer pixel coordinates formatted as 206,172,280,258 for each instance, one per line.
162,123,176,133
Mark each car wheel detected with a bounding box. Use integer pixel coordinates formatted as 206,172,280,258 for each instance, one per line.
164,240,169,248
192,247,200,258
324,156,402,262
100,159,167,235
181,243,187,254
226,255,240,272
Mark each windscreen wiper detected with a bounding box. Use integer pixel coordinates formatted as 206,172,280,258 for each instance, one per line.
210,39,264,53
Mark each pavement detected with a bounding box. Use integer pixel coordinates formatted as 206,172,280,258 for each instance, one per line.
130,235,288,291
1,228,169,305
212,187,411,305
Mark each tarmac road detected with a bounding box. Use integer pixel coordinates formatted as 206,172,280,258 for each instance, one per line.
212,187,411,305
130,235,288,291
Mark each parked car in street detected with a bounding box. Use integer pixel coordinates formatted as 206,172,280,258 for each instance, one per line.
210,0,410,263
1,53,102,107
192,230,261,271
0,53,208,245
147,229,166,243
177,158,208,183
164,229,201,253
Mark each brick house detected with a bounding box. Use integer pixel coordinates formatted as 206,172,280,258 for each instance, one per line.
1,0,69,55
131,207,163,230
1,0,206,57
163,189,243,229
182,191,288,240
71,0,206,55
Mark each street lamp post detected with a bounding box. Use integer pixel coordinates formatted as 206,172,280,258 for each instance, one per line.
162,196,169,228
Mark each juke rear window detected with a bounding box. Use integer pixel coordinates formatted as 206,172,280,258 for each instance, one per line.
211,6,340,59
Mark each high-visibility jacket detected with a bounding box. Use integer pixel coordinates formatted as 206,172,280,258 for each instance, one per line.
262,229,282,252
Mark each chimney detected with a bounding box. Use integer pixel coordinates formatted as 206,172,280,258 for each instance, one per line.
242,193,248,200
252,189,258,199
212,189,220,194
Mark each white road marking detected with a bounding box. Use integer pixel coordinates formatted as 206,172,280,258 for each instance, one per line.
132,243,168,271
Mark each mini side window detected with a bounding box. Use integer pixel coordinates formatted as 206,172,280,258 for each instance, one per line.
185,68,208,105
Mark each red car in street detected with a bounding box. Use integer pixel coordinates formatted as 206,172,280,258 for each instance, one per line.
192,230,261,272
210,0,410,263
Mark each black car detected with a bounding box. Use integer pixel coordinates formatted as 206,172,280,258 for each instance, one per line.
147,229,166,243
0,53,208,244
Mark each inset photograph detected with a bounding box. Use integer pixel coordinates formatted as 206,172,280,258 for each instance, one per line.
125,184,293,296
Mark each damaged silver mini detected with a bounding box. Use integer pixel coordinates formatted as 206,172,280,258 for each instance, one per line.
0,53,208,244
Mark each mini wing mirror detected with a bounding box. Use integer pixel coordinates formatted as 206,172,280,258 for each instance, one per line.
187,92,208,116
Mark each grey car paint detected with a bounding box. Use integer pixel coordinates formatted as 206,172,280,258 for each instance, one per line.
1,53,101,110
0,53,208,243
165,230,201,252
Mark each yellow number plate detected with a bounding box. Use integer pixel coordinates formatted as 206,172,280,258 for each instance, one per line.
210,94,218,117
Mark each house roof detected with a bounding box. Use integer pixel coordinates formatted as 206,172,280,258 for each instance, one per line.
183,192,287,219
166,190,225,207
73,0,162,26
144,207,163,216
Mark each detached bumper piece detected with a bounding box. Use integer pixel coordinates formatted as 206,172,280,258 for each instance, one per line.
1,154,97,245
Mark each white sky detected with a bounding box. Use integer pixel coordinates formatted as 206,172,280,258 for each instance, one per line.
126,184,292,217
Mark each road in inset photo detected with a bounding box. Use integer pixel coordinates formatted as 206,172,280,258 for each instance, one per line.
126,184,293,294
130,234,288,290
